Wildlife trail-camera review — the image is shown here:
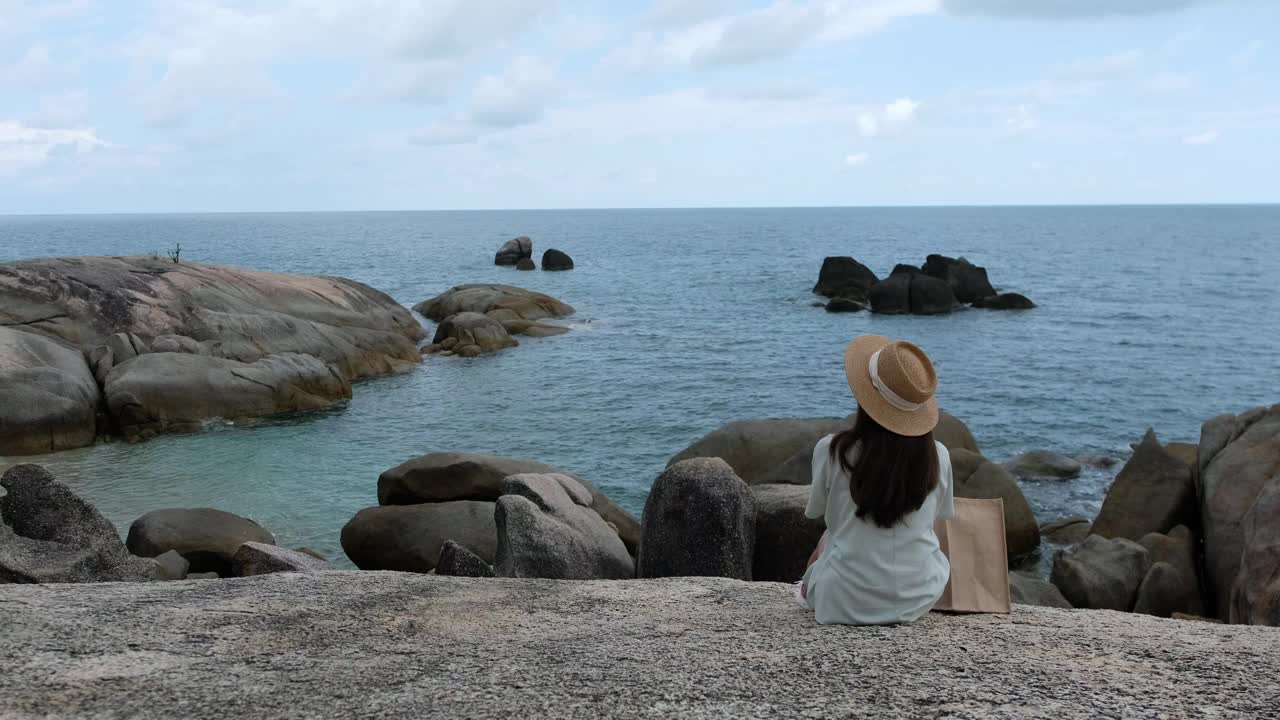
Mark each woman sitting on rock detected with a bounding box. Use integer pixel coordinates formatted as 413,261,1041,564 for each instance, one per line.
799,335,954,625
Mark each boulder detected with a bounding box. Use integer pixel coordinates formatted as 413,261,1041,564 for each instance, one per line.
430,312,518,355
376,452,639,554
1230,476,1280,626
105,332,149,363
0,257,425,383
435,539,495,578
86,343,114,385
935,411,980,454
153,550,190,581
149,334,203,355
542,249,573,271
515,258,536,271
1164,442,1197,471
971,293,1036,310
921,254,996,304
1197,405,1280,616
0,464,163,583
0,327,101,455
812,257,878,301
1010,571,1073,609
104,352,351,441
494,236,533,266
1003,450,1081,481
1092,430,1195,542
637,458,755,580
414,284,574,323
890,263,923,277
231,542,331,577
494,474,634,580
1050,535,1151,611
824,298,866,313
1041,517,1092,545
750,484,824,582
667,417,851,486
126,508,276,575
1134,526,1203,618
868,273,958,315
340,501,496,573
949,448,1040,559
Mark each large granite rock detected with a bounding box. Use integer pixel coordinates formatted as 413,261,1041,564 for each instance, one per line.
230,543,331,577
638,458,756,580
972,293,1036,310
435,539,495,578
494,474,633,580
1051,535,1152,611
494,236,533,265
1009,571,1073,609
0,327,101,455
935,411,980,454
376,452,639,554
921,254,997,304
0,257,424,381
104,352,351,441
1040,517,1092,545
812,256,879,302
1198,404,1280,617
542,249,574,271
949,448,1040,559
667,417,850,487
1133,525,1203,618
430,312,517,355
340,501,496,573
1092,429,1195,542
1003,450,1081,481
3,574,1278,718
868,273,958,315
414,284,573,323
0,464,162,583
1231,476,1280,626
750,484,824,582
126,508,276,575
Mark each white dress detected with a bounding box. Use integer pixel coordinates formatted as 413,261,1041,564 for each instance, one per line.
801,434,955,625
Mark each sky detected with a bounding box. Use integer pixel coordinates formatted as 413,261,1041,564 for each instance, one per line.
0,0,1277,213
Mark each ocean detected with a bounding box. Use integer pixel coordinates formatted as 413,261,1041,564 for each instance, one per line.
2,206,1278,567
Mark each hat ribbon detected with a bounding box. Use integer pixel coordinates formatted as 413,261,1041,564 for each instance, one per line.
868,349,924,412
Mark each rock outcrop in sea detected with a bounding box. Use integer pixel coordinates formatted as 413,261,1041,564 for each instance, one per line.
494,236,533,266
414,284,573,356
812,253,1036,315
0,257,425,454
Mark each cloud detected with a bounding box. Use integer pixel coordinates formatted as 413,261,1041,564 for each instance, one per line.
412,55,557,146
1147,72,1193,94
943,0,1215,18
410,121,480,147
610,0,937,69
1182,129,1219,145
844,153,869,167
857,97,920,137
0,120,108,175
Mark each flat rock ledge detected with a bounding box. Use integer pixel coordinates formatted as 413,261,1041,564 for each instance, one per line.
2,574,1276,720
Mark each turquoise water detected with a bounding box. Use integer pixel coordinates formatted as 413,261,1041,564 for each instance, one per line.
2,206,1278,565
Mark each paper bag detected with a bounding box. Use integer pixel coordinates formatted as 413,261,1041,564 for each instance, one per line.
933,497,1012,614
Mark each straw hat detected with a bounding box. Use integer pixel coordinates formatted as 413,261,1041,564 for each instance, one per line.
844,335,939,437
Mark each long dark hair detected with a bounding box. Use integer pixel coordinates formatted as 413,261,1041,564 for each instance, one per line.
829,407,939,528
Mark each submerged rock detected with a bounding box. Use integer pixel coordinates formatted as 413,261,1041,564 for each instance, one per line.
495,236,533,266
1092,429,1195,542
126,508,276,576
824,297,866,313
516,258,536,271
972,293,1036,310
637,458,756,580
0,328,100,456
0,464,163,583
494,474,633,580
414,284,574,323
868,273,958,315
429,312,518,356
1003,449,1081,481
542,249,574,271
